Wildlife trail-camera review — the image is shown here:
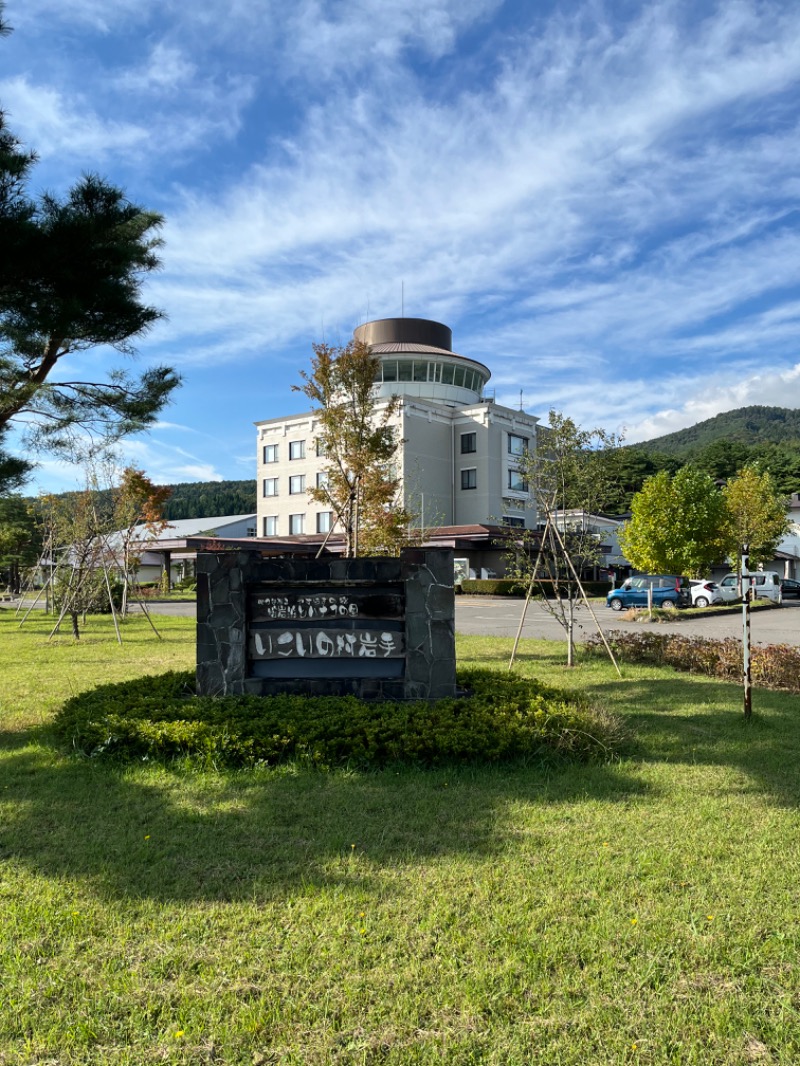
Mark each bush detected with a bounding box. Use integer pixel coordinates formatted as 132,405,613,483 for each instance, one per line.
53,668,624,769
586,631,800,693
460,579,526,596
461,578,610,599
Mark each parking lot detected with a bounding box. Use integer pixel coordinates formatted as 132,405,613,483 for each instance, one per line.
455,595,800,646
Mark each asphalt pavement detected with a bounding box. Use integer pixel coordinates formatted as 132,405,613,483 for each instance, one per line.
454,596,800,646
13,594,800,647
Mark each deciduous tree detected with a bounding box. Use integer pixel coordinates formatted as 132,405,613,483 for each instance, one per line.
620,466,729,577
511,411,621,666
294,340,413,556
722,465,789,573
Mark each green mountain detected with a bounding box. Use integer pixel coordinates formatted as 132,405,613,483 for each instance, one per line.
636,406,800,455
160,480,256,521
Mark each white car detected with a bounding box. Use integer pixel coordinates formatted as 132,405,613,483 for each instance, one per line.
717,572,782,605
689,579,723,608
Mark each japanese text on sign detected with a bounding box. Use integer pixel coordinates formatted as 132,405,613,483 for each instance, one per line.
252,594,361,620
251,628,403,659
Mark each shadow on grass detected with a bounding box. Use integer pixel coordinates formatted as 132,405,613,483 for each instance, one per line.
577,672,800,808
0,722,649,903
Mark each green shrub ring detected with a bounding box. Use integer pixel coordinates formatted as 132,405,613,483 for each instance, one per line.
53,668,623,769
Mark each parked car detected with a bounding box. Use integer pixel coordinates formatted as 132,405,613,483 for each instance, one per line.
717,572,783,605
606,575,690,611
780,578,800,598
689,579,723,608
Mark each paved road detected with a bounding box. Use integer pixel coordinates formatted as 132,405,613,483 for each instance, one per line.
15,595,800,647
455,596,800,646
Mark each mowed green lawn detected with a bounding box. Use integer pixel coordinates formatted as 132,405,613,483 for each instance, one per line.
2,610,800,1065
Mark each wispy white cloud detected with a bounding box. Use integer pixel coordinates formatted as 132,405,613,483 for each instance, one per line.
6,0,800,493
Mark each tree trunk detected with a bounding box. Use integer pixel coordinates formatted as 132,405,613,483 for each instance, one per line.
69,610,80,640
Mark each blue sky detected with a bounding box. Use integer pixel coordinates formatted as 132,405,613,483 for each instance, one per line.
4,0,800,493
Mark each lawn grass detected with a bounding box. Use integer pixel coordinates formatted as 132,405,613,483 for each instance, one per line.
2,610,800,1063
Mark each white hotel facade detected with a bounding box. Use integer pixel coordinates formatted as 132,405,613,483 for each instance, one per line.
255,318,539,567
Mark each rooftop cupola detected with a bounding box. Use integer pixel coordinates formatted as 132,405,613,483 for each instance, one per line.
354,318,490,404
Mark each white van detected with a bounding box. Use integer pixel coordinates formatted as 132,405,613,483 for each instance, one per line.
718,572,782,605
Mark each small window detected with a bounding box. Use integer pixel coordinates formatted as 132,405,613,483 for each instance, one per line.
507,470,529,492
262,444,278,464
289,475,305,494
413,360,427,382
461,468,477,490
508,434,528,457
503,516,525,529
316,471,329,489
262,478,278,497
454,366,465,388
461,432,477,454
315,438,327,457
398,360,413,382
289,514,305,535
289,440,305,460
317,511,332,534
441,363,455,385
382,360,398,382
263,515,278,537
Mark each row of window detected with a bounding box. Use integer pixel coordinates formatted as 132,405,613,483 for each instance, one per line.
262,440,326,464
263,472,329,497
460,468,529,492
375,359,486,393
267,432,529,465
263,512,333,536
459,431,529,455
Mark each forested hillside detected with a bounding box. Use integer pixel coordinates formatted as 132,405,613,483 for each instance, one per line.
160,480,256,520
636,406,800,454
599,406,800,512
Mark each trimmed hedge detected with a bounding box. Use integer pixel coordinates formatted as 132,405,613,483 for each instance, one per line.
586,631,800,693
53,669,624,769
461,578,610,598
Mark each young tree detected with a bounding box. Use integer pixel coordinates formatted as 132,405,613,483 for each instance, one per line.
294,340,413,556
722,465,789,574
108,467,172,613
0,495,41,593
511,411,621,666
0,4,179,482
620,466,730,577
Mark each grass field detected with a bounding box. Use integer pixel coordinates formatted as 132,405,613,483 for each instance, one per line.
2,609,800,1064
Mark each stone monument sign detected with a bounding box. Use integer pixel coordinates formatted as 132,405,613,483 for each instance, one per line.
196,548,456,700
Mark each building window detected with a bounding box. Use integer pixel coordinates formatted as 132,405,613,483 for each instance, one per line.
316,438,327,457
507,469,529,492
461,432,476,454
289,474,306,495
508,434,528,457
461,468,477,490
262,478,278,497
289,514,305,535
262,444,278,464
503,516,525,529
263,515,278,537
317,511,332,534
316,471,329,489
289,440,305,460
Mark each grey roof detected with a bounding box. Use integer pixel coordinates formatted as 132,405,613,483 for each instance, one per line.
371,342,468,357
137,514,256,542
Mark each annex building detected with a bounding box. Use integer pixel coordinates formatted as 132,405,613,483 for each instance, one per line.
255,318,540,576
